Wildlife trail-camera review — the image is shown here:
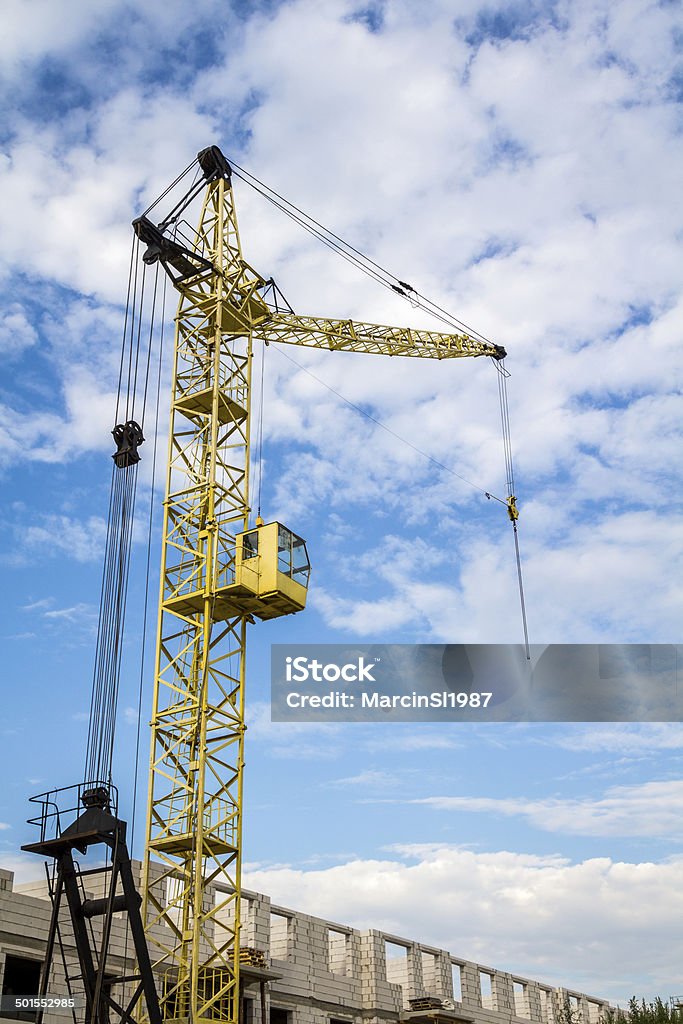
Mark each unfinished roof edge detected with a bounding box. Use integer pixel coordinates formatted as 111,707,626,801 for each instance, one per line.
3,863,610,1022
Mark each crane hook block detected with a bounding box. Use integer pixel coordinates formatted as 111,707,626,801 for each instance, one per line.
198,145,232,182
507,495,519,522
112,420,144,468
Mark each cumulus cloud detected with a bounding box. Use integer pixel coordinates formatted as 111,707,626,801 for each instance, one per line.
1,5,682,1007
244,843,683,1003
0,0,680,644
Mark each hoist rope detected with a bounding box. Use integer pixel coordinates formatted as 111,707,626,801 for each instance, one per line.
115,235,138,426
141,158,199,219
493,358,530,659
85,459,138,785
119,271,168,969
256,340,266,518
272,343,531,655
85,152,532,791
233,160,532,649
141,266,160,417
84,242,160,786
130,269,167,847
123,247,143,423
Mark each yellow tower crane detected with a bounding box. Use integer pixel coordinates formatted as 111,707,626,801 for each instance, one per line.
133,146,507,1024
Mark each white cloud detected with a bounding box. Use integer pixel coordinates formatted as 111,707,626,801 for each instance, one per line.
21,598,54,612
244,843,683,1003
553,724,683,755
45,603,95,622
312,507,683,643
416,779,683,839
22,515,106,563
328,769,397,788
0,305,38,357
0,851,56,888
0,0,120,68
0,16,682,1010
246,700,343,759
363,732,462,753
0,0,680,643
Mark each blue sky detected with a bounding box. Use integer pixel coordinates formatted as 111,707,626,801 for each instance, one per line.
1,0,683,1008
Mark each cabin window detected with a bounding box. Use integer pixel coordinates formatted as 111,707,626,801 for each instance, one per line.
242,532,258,559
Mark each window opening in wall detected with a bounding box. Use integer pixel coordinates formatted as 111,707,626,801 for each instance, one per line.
385,941,409,987
513,981,530,1018
540,990,552,1023
479,971,494,1010
568,996,581,1020
1,955,43,1021
270,913,290,960
451,963,462,1002
328,929,348,976
270,1008,291,1024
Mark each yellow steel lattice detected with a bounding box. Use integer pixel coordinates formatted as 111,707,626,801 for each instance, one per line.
141,158,504,1024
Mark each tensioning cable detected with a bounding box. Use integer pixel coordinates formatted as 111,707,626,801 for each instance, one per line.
228,157,531,651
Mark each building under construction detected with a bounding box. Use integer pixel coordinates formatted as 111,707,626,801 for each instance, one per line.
0,864,609,1024
1,147,596,1024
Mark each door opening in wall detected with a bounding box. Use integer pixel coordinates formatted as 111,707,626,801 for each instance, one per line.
241,995,254,1024
1,955,42,1022
270,1006,291,1024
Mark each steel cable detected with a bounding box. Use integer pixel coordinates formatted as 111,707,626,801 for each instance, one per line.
228,159,498,345
231,158,531,650
85,246,157,786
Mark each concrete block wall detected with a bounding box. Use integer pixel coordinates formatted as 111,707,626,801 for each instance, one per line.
358,930,403,1014
263,901,363,1011
0,865,611,1024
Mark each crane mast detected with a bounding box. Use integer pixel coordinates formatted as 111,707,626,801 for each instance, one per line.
140,165,257,1024
136,147,506,1024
